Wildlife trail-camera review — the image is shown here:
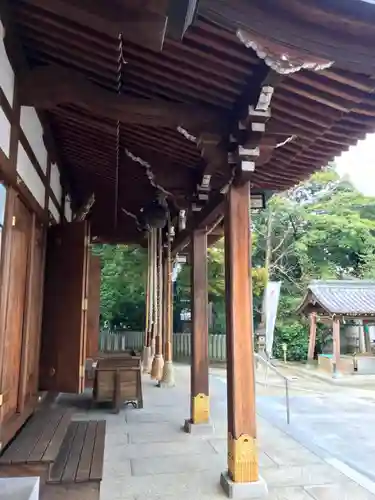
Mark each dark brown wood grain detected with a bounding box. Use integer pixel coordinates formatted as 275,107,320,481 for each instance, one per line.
75,421,97,483
86,254,101,359
93,358,143,410
48,422,78,483
39,221,89,393
24,221,46,403
190,230,209,409
90,421,105,481
2,0,375,247
0,408,71,466
1,196,31,424
27,410,64,463
19,0,168,51
224,182,257,439
43,409,74,463
61,422,87,483
17,212,36,414
18,66,224,136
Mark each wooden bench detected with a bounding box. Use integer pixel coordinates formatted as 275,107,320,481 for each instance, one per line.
42,420,106,500
0,407,73,481
97,351,141,359
93,357,143,413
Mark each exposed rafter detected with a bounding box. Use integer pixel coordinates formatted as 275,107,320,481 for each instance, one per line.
166,0,200,40
19,0,168,51
17,66,224,136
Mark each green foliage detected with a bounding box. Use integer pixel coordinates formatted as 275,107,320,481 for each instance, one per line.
273,321,309,361
93,244,147,330
253,165,375,361
96,163,375,362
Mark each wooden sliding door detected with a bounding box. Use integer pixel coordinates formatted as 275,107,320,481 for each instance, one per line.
39,221,90,394
19,220,46,410
0,196,32,423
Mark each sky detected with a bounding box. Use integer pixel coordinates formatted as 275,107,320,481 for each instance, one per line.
335,133,375,196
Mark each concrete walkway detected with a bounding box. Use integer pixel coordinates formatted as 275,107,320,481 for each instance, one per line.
70,365,375,500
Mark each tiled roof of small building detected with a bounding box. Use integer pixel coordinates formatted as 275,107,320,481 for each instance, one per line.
298,280,375,316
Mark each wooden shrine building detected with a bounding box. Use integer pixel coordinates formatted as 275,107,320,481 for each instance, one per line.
1,0,375,497
298,280,375,376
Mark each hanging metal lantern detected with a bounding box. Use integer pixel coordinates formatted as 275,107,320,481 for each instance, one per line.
143,199,168,229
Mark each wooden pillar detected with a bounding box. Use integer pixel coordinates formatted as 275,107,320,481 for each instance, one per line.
224,182,258,483
364,323,371,353
188,229,209,425
332,317,341,375
307,313,317,362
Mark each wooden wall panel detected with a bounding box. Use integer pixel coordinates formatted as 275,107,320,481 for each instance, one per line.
86,254,101,359
1,195,31,423
39,221,89,394
19,220,46,409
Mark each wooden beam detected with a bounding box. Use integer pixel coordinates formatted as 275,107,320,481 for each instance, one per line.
224,182,258,484
17,66,223,135
332,317,341,376
188,229,209,426
166,0,199,39
19,0,168,51
172,193,224,255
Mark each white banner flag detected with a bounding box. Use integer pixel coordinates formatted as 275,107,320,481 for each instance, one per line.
264,281,281,357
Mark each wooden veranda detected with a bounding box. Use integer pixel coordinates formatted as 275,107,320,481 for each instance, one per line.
1,0,375,497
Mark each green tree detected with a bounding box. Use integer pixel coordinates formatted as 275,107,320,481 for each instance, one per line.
253,166,375,359
93,244,147,329
94,165,375,361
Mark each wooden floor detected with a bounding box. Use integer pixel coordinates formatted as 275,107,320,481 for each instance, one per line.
0,402,105,500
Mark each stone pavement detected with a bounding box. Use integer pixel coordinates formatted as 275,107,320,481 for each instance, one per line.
69,365,375,500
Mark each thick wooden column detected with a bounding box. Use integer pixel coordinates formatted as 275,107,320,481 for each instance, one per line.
224,182,258,483
188,229,209,425
307,312,317,362
332,317,341,375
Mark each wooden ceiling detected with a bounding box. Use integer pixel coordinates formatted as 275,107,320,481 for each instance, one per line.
5,0,375,243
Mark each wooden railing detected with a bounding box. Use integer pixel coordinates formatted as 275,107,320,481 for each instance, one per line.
98,330,227,362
